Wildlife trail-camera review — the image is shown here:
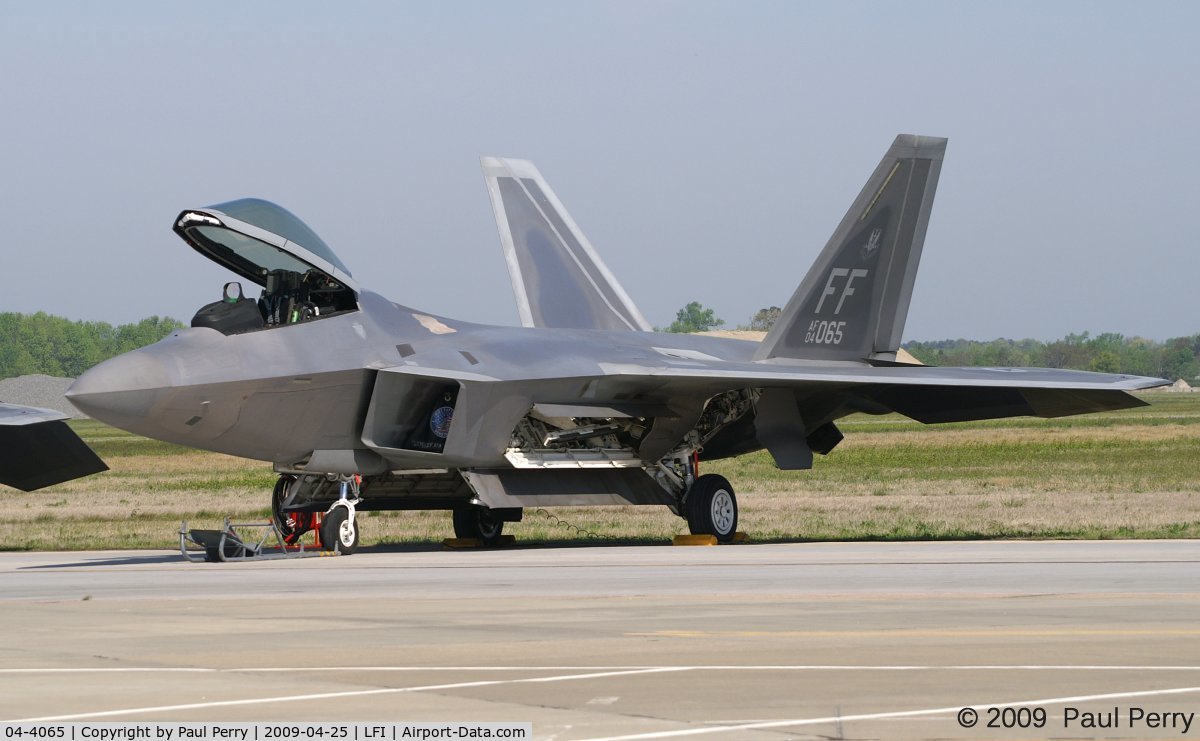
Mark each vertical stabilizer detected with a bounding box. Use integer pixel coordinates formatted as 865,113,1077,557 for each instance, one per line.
755,135,946,362
481,157,652,332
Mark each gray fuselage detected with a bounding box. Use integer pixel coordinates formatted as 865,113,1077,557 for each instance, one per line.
67,290,759,471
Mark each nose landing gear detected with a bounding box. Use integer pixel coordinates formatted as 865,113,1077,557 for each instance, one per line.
320,476,361,555
319,502,360,554
271,473,362,554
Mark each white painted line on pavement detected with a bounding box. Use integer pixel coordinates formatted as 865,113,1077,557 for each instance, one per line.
9,667,688,722
5,664,1200,674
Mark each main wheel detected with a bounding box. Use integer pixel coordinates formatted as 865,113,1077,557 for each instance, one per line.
319,505,360,554
452,505,504,546
685,474,738,543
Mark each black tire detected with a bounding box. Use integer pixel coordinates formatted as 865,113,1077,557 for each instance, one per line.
319,506,360,554
452,505,504,546
271,475,310,544
685,474,738,543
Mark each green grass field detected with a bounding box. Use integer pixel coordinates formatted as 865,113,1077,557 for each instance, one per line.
3,393,1199,550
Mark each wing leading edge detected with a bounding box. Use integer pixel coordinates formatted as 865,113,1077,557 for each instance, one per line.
481,157,653,332
613,362,1162,422
596,361,1160,415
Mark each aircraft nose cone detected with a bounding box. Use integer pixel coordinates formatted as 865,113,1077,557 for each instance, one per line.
67,350,173,423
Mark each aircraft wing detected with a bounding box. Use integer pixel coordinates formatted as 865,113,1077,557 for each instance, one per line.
0,403,108,491
381,358,1162,425
592,360,1164,422
481,157,653,332
361,358,1163,475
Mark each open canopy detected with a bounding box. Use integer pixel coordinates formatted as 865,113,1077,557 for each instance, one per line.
173,198,357,292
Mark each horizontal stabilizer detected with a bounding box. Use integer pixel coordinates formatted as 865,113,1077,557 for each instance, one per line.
481,157,652,331
0,404,108,491
756,134,946,362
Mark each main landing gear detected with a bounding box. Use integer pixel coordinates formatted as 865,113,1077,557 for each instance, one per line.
684,473,739,543
452,504,506,546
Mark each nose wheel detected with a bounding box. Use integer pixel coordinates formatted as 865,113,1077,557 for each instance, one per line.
684,474,738,543
320,503,360,554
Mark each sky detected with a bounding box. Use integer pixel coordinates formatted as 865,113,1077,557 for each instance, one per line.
2,1,1197,342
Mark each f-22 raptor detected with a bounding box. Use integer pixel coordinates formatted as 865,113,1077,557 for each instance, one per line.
57,135,1164,552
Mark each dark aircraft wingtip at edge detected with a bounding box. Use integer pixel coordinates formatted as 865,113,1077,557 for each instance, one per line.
0,403,108,492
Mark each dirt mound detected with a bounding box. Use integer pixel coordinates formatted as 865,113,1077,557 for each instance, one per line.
697,329,767,341
0,374,84,418
696,331,924,364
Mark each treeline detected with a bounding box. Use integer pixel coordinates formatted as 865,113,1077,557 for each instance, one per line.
0,312,185,379
904,332,1200,381
3,308,1199,383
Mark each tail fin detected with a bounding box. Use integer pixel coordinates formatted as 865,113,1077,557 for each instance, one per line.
754,135,946,362
480,157,652,332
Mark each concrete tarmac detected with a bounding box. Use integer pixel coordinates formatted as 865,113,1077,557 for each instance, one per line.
2,540,1200,739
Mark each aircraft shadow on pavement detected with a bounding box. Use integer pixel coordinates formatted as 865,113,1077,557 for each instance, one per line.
19,553,185,569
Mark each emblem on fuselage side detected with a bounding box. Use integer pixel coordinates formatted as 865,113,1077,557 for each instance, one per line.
430,406,455,439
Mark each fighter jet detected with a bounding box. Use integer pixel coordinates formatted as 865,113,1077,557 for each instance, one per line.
65,135,1165,553
0,403,107,491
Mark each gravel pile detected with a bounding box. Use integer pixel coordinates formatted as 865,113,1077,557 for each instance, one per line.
0,375,86,418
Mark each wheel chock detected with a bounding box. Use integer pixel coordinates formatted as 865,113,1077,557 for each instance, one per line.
672,532,749,546
442,535,517,550
442,537,484,549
